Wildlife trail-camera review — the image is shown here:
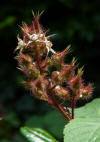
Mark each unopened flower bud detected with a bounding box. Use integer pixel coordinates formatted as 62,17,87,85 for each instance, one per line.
69,74,83,91
54,86,70,99
18,53,32,68
79,83,93,99
51,71,60,83
60,65,74,81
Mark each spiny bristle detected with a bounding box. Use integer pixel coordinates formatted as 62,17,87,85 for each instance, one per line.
66,44,71,53
78,66,84,75
72,57,78,65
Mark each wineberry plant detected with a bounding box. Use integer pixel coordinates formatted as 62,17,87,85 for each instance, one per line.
15,12,100,142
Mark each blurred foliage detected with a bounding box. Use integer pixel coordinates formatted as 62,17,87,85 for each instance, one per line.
24,110,66,139
20,127,58,142
0,16,16,30
0,0,100,142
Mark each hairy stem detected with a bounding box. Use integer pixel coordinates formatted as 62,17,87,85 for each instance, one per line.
47,88,72,121
56,102,72,121
71,92,76,119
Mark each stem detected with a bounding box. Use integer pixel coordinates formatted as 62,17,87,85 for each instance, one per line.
47,88,72,121
71,92,76,119
35,43,42,73
56,102,72,121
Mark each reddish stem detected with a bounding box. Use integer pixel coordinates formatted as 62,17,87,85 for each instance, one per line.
71,93,76,119
47,87,72,121
35,43,42,73
56,103,72,121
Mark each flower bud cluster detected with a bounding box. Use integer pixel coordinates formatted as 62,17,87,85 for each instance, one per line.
15,14,93,120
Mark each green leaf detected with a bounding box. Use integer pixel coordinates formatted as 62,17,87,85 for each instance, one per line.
64,118,100,142
75,99,100,118
25,116,44,128
20,126,58,142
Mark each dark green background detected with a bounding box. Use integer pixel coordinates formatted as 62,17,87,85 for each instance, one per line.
0,0,100,141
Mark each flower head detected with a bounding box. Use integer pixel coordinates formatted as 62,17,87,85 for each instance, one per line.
15,12,93,121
